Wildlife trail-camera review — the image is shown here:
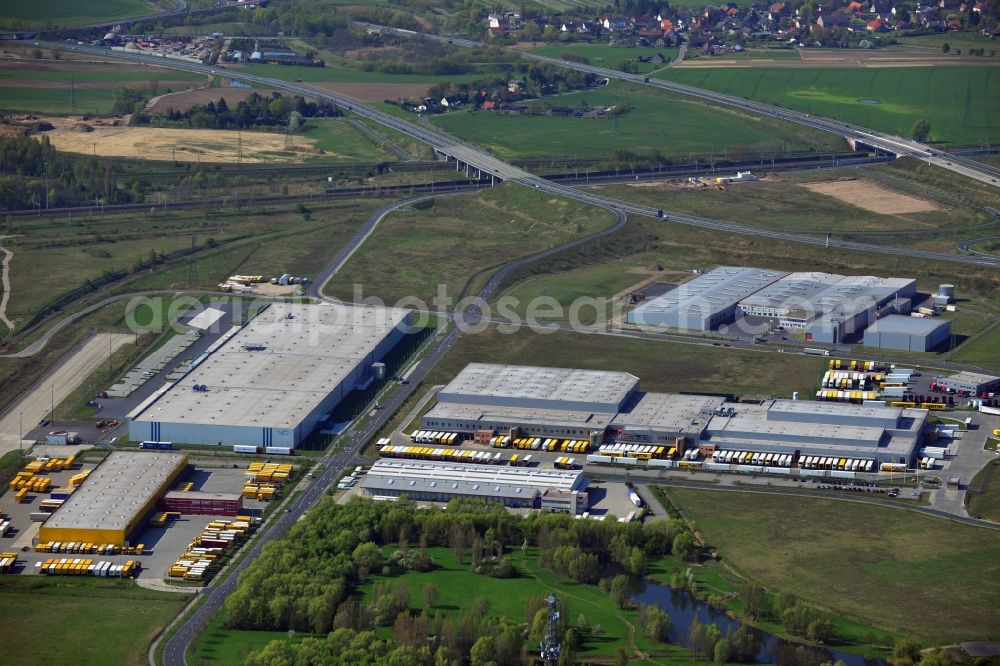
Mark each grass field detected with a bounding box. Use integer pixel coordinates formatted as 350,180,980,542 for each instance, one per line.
430,83,844,160
656,66,1000,145
429,326,824,398
323,184,616,305
297,118,396,160
949,322,1000,370
0,577,187,666
591,168,986,239
0,0,155,24
966,460,1000,522
663,487,1000,643
529,43,680,71
3,199,376,333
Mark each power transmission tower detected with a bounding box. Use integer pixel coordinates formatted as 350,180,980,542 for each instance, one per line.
539,593,561,666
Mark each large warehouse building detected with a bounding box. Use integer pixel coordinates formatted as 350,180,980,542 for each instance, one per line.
701,399,926,467
362,459,589,514
626,266,916,341
39,451,188,547
130,302,413,448
862,315,951,352
423,363,927,470
626,266,787,330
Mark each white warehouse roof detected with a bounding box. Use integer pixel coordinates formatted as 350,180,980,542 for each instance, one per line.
132,302,411,430
438,363,638,413
628,266,787,328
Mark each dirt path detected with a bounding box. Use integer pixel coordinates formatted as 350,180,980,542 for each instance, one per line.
0,236,14,332
0,332,133,455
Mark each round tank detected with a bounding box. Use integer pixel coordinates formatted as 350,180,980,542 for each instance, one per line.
792,391,799,401
938,284,955,300
371,362,387,381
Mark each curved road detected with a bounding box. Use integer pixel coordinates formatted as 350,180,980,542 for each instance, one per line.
160,193,628,666
26,41,1000,270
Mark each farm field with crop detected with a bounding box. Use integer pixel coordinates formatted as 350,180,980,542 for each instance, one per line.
656,66,1000,145
430,85,842,160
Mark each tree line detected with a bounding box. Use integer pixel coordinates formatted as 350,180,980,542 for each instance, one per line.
143,92,343,131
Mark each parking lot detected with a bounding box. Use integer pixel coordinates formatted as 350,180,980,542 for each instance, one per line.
3,458,277,580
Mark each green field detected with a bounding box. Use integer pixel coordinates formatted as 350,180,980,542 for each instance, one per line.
0,577,187,666
3,199,376,333
967,460,1000,522
0,0,154,24
324,184,615,305
0,87,120,114
950,322,1000,370
656,66,1000,145
529,43,679,71
430,84,843,160
663,487,1000,642
430,326,824,398
297,118,398,161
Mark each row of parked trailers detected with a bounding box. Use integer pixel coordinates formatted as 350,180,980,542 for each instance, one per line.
411,431,459,445
491,436,591,453
380,443,507,465
36,558,138,577
815,390,880,404
711,451,795,467
35,541,144,555
828,359,888,371
821,371,885,390
598,443,673,460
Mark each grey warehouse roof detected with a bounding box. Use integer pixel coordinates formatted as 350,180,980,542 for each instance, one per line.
438,363,638,413
864,315,950,336
363,459,586,499
628,266,787,325
612,393,725,435
133,303,410,429
737,272,845,312
43,452,187,531
423,402,618,431
941,371,1000,386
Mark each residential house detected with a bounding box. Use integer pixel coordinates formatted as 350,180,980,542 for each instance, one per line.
440,96,462,108
816,13,850,28
508,79,526,94
867,17,889,30
603,17,629,31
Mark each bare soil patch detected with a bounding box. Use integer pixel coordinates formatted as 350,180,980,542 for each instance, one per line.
801,178,942,214
310,82,432,102
44,123,321,162
146,87,284,114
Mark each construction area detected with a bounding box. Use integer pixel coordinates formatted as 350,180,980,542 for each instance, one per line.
128,302,414,449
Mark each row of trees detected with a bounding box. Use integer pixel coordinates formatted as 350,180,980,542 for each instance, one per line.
146,93,342,130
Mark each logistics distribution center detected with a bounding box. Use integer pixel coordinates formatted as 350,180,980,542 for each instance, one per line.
362,459,589,514
420,363,927,472
129,303,413,448
38,452,188,547
627,266,918,345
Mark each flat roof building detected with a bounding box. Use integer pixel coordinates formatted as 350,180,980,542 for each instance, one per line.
627,266,787,330
703,399,925,465
361,459,588,513
130,303,413,448
863,315,951,352
39,452,188,546
803,276,917,344
610,393,725,443
438,363,638,413
936,371,1000,396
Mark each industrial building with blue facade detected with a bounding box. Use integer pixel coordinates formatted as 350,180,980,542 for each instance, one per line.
863,315,951,352
129,302,413,448
626,266,918,345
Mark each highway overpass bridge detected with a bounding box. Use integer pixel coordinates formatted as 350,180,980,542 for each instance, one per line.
365,24,1000,190
33,42,1000,269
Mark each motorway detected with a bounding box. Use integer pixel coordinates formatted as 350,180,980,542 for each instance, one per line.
367,23,1000,190
32,41,1000,269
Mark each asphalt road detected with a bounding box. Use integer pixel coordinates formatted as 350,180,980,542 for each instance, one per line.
159,195,628,666
32,41,1000,270
366,23,1000,190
